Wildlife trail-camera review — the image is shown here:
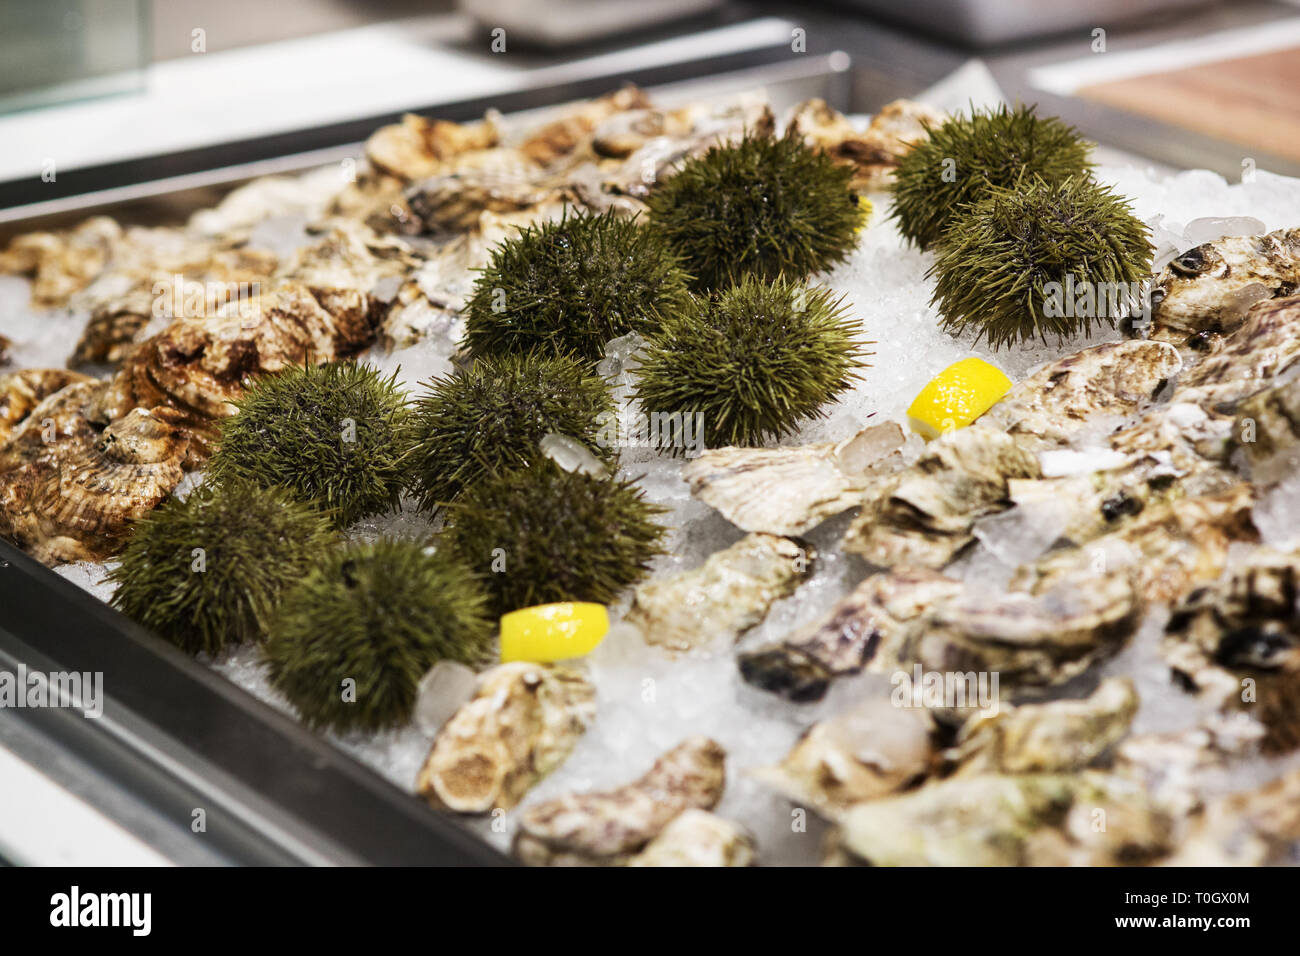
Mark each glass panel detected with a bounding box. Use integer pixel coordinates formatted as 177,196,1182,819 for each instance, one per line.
0,0,149,115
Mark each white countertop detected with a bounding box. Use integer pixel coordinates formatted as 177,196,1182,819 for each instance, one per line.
0,13,797,184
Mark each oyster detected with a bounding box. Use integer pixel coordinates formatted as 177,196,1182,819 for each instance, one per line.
683,421,905,536
947,678,1138,776
97,279,380,458
70,245,280,367
738,566,963,702
1012,483,1258,605
1235,376,1300,483
981,340,1181,450
1173,294,1300,412
0,381,190,564
518,86,651,167
1001,400,1237,550
1114,717,1266,820
900,570,1140,693
512,737,726,866
1162,547,1300,751
0,216,120,307
625,533,810,652
0,369,94,446
1149,227,1300,347
833,772,1173,866
362,111,501,183
1163,766,1300,865
750,697,934,817
842,425,1040,569
787,97,946,192
626,810,756,867
416,662,595,814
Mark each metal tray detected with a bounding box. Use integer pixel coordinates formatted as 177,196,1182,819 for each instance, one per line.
0,49,856,866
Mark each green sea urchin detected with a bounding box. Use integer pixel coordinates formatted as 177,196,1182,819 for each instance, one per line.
443,459,666,615
890,104,1093,250
647,130,866,289
929,174,1153,349
209,361,411,527
109,482,336,657
406,352,615,511
264,538,494,732
632,276,867,450
463,209,691,361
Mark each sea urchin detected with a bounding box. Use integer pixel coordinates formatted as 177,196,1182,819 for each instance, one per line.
443,459,666,615
929,174,1153,349
109,481,336,657
264,538,494,733
209,361,411,527
632,276,867,450
463,209,692,361
405,351,615,511
890,104,1093,250
648,130,867,289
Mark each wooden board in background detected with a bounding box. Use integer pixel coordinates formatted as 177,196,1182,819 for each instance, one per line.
1080,46,1300,163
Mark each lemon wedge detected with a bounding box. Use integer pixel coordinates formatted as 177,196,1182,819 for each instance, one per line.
907,357,1012,440
500,602,609,663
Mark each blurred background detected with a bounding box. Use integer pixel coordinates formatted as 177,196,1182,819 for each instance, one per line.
2,0,1300,216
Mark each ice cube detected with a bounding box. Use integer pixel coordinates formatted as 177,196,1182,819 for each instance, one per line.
540,432,608,477
413,661,480,736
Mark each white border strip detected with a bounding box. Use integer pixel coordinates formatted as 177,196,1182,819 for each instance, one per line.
0,744,171,866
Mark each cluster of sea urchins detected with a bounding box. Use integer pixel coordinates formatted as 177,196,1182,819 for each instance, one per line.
112,119,885,736
892,104,1152,347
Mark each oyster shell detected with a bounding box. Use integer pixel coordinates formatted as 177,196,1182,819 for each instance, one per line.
625,533,810,652
1149,227,1300,347
512,736,726,866
362,111,501,183
0,381,190,564
750,696,934,817
683,421,905,536
901,570,1140,692
518,86,652,167
1235,376,1300,484
416,662,595,814
0,369,94,446
981,340,1182,450
1002,400,1237,549
738,566,963,702
626,809,756,867
0,216,120,307
1163,547,1300,751
1174,293,1300,412
787,97,946,192
833,772,1173,866
842,424,1040,569
70,245,280,367
947,677,1138,776
1012,483,1258,605
1163,766,1300,865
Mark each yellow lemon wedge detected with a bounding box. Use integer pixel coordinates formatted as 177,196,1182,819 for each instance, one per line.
907,357,1012,440
855,196,873,234
500,602,609,663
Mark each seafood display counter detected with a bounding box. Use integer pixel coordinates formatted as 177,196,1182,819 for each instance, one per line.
4,36,1300,868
